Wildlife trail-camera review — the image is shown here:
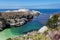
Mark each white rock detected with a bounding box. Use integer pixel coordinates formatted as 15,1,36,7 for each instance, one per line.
38,26,48,33
50,14,53,19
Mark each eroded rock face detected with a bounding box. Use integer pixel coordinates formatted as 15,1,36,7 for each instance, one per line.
6,18,27,27
0,18,6,31
0,9,40,31
0,21,3,30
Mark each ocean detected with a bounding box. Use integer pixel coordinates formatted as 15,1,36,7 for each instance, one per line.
0,9,60,40
0,9,60,14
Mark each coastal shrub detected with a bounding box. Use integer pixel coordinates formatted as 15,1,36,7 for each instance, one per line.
7,33,50,40
46,15,59,29
6,38,11,40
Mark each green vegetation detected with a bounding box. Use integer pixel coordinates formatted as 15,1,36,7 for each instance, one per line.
6,38,11,40
7,33,50,40
46,15,59,29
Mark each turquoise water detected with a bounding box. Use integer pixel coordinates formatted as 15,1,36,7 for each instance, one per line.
0,14,50,40
0,14,47,40
10,19,43,34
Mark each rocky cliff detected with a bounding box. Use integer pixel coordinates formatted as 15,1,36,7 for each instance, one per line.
0,9,40,31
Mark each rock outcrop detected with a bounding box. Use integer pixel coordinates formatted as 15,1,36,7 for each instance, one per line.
0,9,40,31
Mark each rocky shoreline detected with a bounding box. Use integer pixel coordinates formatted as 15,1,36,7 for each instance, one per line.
0,9,40,31
7,13,60,40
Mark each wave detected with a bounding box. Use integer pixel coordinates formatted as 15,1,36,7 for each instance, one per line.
32,10,40,13
5,9,30,12
5,9,41,14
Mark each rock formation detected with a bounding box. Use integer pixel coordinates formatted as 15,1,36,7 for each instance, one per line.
0,9,40,31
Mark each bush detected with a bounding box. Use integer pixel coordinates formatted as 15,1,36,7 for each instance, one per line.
6,38,11,40
46,15,59,29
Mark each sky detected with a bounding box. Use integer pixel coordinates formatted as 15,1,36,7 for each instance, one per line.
0,0,60,9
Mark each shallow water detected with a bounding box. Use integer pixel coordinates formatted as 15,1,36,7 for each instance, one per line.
0,14,50,40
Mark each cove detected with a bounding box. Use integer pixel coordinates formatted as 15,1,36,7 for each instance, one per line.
0,14,50,40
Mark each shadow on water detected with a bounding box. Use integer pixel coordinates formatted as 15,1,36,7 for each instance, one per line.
10,14,50,36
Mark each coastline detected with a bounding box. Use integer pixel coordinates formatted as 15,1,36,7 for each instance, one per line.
0,9,60,40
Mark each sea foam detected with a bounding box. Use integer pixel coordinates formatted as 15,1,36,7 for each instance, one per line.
5,9,30,12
